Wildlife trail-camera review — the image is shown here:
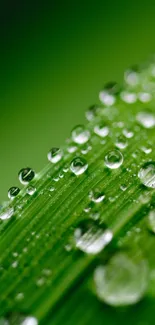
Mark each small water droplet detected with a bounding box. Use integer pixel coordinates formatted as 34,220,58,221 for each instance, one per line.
90,210,100,221
121,91,137,103
94,123,109,138
147,210,155,233
8,187,20,200
123,128,134,138
63,165,69,173
81,144,91,155
0,206,14,220
138,92,152,103
53,176,59,182
136,111,155,128
64,244,72,252
67,145,77,153
115,135,128,150
19,168,35,185
85,105,99,121
124,66,140,86
120,184,127,191
49,186,55,192
138,162,155,188
74,220,113,254
94,252,148,306
70,157,88,175
15,292,24,301
104,149,123,169
42,268,52,276
71,125,90,144
89,189,105,203
11,261,18,268
27,186,36,196
47,148,63,163
140,146,152,154
99,82,119,106
36,277,45,287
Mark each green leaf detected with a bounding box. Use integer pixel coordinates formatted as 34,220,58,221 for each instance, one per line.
0,62,155,325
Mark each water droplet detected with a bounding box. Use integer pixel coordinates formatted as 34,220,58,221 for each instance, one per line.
120,184,127,191
90,210,100,221
26,186,36,196
70,157,88,175
115,135,128,150
104,149,123,169
120,91,137,103
15,292,24,301
141,146,152,154
147,210,155,233
18,168,35,185
85,105,99,121
0,206,14,220
123,128,134,138
64,244,72,252
138,162,155,188
0,313,38,325
81,144,92,155
124,66,140,86
99,82,119,106
53,176,59,182
36,277,45,287
59,172,64,179
138,92,152,103
67,145,77,153
136,111,155,129
42,268,52,276
94,252,148,306
89,189,105,203
12,261,18,268
8,187,20,200
74,220,113,254
49,186,55,192
71,125,90,144
47,148,63,163
94,123,109,138
63,165,69,173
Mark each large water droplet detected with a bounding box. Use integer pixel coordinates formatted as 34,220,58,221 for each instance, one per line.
47,148,63,163
71,125,90,144
8,187,20,200
0,313,38,324
99,82,119,106
74,220,113,254
18,168,35,185
70,157,88,175
94,123,109,138
138,162,155,188
94,252,148,306
136,111,155,129
104,149,123,169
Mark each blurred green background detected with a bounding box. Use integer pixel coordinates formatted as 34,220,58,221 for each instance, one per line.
0,0,155,201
